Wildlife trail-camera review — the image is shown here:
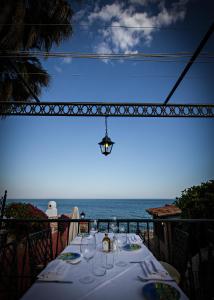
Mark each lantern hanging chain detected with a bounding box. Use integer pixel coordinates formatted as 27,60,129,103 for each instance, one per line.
105,116,108,136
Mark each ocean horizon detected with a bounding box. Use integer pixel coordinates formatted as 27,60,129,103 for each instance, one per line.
7,198,174,219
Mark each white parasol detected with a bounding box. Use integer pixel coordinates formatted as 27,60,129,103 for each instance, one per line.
68,206,80,244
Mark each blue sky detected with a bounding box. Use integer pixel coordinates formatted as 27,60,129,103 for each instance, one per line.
0,0,214,199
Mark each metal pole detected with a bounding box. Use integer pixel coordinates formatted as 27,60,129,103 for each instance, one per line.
164,22,214,104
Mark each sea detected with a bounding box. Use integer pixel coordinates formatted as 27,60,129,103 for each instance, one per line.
6,199,174,219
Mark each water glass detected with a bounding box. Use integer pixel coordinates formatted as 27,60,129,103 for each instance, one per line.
115,226,128,267
106,251,114,269
79,234,96,284
93,248,107,276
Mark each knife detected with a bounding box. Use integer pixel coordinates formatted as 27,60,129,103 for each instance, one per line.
37,279,73,283
150,260,159,273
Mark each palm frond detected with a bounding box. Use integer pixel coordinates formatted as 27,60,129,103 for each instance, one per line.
0,0,73,51
0,0,74,103
0,56,50,102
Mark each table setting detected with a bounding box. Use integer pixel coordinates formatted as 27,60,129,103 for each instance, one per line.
21,228,189,300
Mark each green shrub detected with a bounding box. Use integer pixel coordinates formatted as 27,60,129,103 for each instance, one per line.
174,180,214,219
5,202,49,240
174,180,214,254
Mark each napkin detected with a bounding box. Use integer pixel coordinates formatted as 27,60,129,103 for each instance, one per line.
130,234,142,244
37,260,70,281
140,260,171,281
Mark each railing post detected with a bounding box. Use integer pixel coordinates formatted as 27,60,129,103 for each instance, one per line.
136,222,139,234
66,221,71,246
146,221,150,249
166,222,171,263
0,190,7,230
107,221,110,232
78,221,80,234
55,221,59,258
127,222,130,233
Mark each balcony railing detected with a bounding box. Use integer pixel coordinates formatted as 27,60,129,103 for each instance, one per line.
0,218,213,300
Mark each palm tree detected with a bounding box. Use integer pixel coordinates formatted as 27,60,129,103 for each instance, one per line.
0,0,73,102
0,56,50,102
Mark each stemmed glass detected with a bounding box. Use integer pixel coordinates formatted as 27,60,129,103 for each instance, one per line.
110,217,118,236
79,234,96,284
115,225,128,267
90,219,98,235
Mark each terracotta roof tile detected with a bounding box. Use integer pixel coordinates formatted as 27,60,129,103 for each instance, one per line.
146,204,181,217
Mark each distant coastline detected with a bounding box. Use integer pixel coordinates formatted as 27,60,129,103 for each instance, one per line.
7,198,174,201
6,198,174,219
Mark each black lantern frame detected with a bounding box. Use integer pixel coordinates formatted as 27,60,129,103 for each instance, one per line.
98,117,114,156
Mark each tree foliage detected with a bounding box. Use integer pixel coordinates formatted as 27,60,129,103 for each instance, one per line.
0,0,73,102
0,0,73,51
0,56,50,101
174,180,214,219
5,202,49,239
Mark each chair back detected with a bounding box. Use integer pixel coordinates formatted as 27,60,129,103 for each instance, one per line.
28,228,53,278
172,228,189,275
197,229,214,299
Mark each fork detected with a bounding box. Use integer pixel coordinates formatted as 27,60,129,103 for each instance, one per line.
142,261,156,275
137,275,175,282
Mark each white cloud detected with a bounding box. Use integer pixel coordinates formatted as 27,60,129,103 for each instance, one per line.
54,57,72,73
155,0,188,27
88,3,123,23
85,0,188,58
54,65,62,73
62,57,72,64
95,42,113,63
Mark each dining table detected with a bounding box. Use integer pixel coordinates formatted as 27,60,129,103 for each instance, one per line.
21,232,189,300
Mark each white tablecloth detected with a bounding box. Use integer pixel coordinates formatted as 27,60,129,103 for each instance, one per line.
21,233,188,300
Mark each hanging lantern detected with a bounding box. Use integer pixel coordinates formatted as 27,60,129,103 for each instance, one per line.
98,117,114,156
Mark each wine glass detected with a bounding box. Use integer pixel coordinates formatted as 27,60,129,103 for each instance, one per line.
115,225,127,267
90,219,98,235
110,217,118,236
79,234,96,284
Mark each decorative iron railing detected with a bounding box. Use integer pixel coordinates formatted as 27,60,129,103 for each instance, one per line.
1,101,214,118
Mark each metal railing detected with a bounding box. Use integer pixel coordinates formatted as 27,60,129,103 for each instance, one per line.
1,101,214,118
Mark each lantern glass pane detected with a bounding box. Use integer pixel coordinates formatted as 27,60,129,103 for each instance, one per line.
99,134,114,155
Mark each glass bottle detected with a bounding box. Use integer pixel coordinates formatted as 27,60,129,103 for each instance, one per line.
102,233,111,252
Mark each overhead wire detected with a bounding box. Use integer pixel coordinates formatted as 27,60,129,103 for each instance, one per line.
0,23,210,31
1,50,213,57
0,73,210,79
0,51,213,63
